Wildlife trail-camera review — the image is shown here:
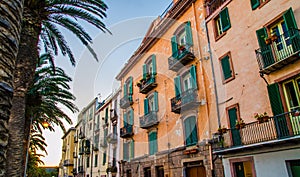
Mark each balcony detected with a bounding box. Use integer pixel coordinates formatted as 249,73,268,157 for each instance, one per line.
107,133,118,144
171,88,200,114
78,166,84,173
120,95,133,109
215,111,300,154
79,147,84,155
100,139,107,148
256,29,300,74
205,0,229,17
138,76,157,94
120,125,134,138
168,49,195,72
63,159,74,166
110,109,118,124
139,111,159,129
79,132,85,139
73,152,77,158
93,143,99,151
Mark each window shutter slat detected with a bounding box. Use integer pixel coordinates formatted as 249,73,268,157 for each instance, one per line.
144,98,149,115
256,27,275,67
185,21,193,47
153,132,157,154
174,76,182,97
130,140,134,159
283,8,298,30
250,0,260,10
129,108,134,125
123,113,127,127
190,117,197,145
152,55,157,76
123,142,128,160
221,55,232,80
154,91,159,112
184,118,191,146
143,64,147,80
123,83,127,96
171,35,178,58
267,83,284,115
220,7,231,31
129,77,133,95
190,65,197,89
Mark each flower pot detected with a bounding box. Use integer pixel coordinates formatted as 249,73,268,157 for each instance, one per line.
271,35,278,41
257,117,264,124
265,38,272,45
235,124,240,129
240,122,245,129
262,116,269,122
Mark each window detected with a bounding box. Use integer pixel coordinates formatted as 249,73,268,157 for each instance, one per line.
102,151,106,165
143,55,157,79
86,156,90,168
123,77,133,97
126,170,132,177
123,140,134,161
94,154,98,167
144,92,158,115
112,148,117,166
105,108,109,124
251,0,269,10
174,65,197,96
144,167,151,177
283,77,300,112
148,131,158,155
171,21,193,59
124,108,134,127
156,166,164,177
286,160,300,177
230,157,256,177
214,7,231,38
219,52,234,83
183,116,198,146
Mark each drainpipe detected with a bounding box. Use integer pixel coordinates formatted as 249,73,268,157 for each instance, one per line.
204,21,221,128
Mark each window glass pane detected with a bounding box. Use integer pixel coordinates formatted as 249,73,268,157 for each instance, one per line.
178,30,187,46
216,17,223,36
182,73,192,91
284,81,299,110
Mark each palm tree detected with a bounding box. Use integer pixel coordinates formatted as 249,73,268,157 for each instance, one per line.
7,1,109,176
0,0,24,176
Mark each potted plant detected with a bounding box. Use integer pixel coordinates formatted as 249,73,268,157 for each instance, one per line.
270,32,278,41
254,112,269,123
218,126,227,134
293,110,300,117
265,37,272,45
136,82,142,88
235,119,245,129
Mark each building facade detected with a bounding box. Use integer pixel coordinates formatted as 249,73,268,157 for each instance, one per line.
59,128,76,177
116,0,223,177
205,0,300,177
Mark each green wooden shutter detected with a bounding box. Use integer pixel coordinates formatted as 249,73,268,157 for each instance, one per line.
220,7,231,31
250,0,260,10
228,107,241,146
221,55,232,80
105,108,108,123
190,65,197,89
129,77,133,95
256,27,275,67
174,76,182,97
144,98,149,115
148,133,152,155
152,55,157,75
154,91,158,112
123,83,127,96
153,132,157,154
129,108,134,125
143,64,147,80
267,83,284,115
283,8,298,30
171,35,178,58
130,140,134,159
123,112,127,127
190,117,198,145
184,118,191,146
185,21,193,47
123,142,128,160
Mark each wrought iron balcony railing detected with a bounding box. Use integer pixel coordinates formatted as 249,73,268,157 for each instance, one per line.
168,49,195,72
255,29,300,74
139,111,159,129
120,125,134,138
216,111,300,152
171,88,199,114
120,95,133,109
205,0,229,17
138,76,157,94
63,159,74,166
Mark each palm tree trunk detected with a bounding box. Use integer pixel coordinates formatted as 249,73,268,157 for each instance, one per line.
6,6,41,177
0,0,24,176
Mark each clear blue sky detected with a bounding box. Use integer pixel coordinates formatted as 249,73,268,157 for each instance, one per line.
42,0,173,166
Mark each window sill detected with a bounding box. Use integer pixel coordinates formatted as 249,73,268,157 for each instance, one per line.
223,76,235,84
215,32,227,42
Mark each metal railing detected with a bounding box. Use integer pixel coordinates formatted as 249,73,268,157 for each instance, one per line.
255,29,300,73
168,48,195,71
171,88,198,113
205,0,229,17
120,95,133,109
221,111,300,148
139,76,157,94
120,125,134,138
139,111,159,128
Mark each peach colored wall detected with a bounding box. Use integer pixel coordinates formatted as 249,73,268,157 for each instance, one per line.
206,0,300,131
118,0,214,159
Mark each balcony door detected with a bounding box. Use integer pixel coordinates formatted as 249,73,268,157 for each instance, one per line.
270,20,293,61
283,77,300,134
